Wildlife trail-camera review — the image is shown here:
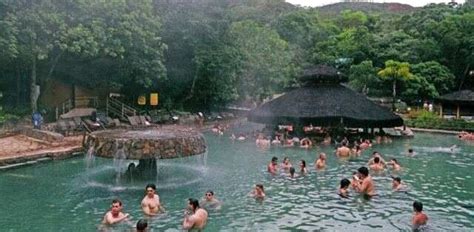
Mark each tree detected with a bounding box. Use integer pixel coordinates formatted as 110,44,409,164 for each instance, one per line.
411,61,456,95
348,60,380,95
377,60,413,110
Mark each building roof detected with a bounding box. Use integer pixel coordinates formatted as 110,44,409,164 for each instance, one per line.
299,64,347,84
438,90,474,105
248,84,403,128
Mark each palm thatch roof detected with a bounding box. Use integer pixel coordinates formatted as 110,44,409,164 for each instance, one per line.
299,64,347,84
248,84,403,128
438,90,474,105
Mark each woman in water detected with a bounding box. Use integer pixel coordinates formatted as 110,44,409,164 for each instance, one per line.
299,160,308,174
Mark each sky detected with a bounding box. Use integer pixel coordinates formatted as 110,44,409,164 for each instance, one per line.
285,0,466,7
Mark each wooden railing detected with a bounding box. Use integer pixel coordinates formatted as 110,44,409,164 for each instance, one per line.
106,97,137,121
55,96,99,120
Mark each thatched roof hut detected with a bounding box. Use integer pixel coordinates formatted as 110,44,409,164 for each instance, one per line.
437,90,474,119
248,65,403,128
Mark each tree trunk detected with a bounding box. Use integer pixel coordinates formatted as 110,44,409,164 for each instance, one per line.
30,55,37,113
392,80,396,111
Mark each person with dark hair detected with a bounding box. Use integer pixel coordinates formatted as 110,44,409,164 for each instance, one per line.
388,158,401,171
338,178,351,198
267,157,278,175
391,176,407,192
412,201,428,229
369,156,384,171
102,199,129,225
354,167,375,197
141,183,164,216
200,190,222,210
250,184,265,199
299,160,308,174
136,219,148,232
289,167,296,178
367,151,386,166
183,198,208,231
408,148,415,156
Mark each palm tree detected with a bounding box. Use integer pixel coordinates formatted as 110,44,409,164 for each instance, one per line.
378,60,413,111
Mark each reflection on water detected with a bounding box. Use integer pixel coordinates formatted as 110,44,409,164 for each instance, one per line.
0,133,473,231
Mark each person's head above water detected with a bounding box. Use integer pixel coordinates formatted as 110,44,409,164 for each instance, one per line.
408,148,414,153
289,167,295,176
300,160,306,168
271,156,278,163
374,157,380,164
136,219,148,231
340,178,350,189
188,198,200,211
145,183,156,196
391,158,399,164
372,151,380,156
413,201,423,212
256,184,264,193
358,167,369,177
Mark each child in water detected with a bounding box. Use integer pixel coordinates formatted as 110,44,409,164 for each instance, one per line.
338,178,351,198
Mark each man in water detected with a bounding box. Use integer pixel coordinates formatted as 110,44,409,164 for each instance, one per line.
391,176,406,192
336,142,351,157
102,199,130,225
250,184,265,200
354,167,375,197
412,201,428,229
315,153,326,169
280,157,292,171
183,198,208,231
338,178,351,198
388,158,401,171
136,219,148,232
200,190,222,210
141,184,164,216
367,151,386,166
369,157,384,171
267,156,278,175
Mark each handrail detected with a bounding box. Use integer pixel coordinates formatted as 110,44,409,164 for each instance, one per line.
106,97,137,120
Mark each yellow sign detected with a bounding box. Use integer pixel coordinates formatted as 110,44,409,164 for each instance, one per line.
138,95,146,105
150,93,159,106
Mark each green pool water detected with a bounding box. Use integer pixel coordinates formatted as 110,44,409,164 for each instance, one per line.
0,132,473,231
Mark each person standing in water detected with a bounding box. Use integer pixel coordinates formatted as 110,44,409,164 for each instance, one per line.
338,178,351,198
200,190,222,210
412,201,428,230
267,156,278,175
102,199,130,225
354,167,375,197
141,184,164,216
336,142,351,157
315,153,326,169
182,198,208,231
250,184,265,200
136,219,148,232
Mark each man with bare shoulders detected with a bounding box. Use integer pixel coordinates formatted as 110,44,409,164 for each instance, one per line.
315,153,326,169
183,198,208,231
369,157,384,171
336,142,351,157
141,184,164,216
367,151,386,166
354,167,375,197
412,201,428,230
267,156,278,175
102,199,130,225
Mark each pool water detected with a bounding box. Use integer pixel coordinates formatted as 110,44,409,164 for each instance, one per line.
0,132,473,231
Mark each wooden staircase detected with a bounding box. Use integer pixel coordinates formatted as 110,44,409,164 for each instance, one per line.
106,97,137,121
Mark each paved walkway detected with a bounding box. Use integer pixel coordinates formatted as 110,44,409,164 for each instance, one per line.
0,135,83,167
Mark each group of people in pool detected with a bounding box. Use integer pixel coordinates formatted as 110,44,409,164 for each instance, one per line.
266,149,428,230
101,184,222,231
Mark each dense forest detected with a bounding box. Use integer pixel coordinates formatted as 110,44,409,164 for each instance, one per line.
0,0,473,116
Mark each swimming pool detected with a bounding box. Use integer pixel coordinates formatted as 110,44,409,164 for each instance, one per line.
0,132,473,231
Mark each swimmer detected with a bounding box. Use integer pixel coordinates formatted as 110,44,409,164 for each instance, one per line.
299,160,308,174
267,157,278,175
367,151,386,166
183,198,208,231
351,172,360,189
300,137,312,149
271,135,281,145
237,133,246,141
388,158,401,171
412,201,428,230
351,145,362,156
338,178,351,198
200,190,222,210
408,148,415,156
250,184,265,199
354,167,375,197
136,219,148,232
141,183,165,216
315,153,326,169
336,142,351,157
281,157,292,171
369,157,384,171
102,199,129,225
289,167,296,178
391,176,406,192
